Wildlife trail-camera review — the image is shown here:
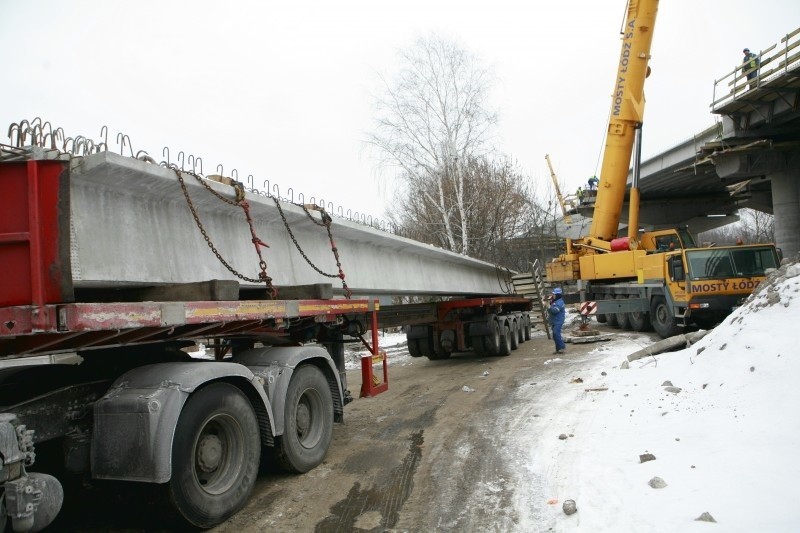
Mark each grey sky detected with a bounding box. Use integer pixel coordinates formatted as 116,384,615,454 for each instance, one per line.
2,0,798,221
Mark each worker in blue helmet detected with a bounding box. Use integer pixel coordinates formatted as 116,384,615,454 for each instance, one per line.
548,287,567,354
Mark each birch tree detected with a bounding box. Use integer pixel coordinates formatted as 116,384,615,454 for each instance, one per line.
369,35,496,255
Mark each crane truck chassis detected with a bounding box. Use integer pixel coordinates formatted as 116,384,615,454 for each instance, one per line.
0,151,531,530
545,0,780,336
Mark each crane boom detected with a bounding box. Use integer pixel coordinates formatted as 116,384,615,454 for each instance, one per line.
588,0,659,246
545,154,572,224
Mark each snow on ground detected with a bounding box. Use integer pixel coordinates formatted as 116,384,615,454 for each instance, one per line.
344,330,414,370
518,259,800,532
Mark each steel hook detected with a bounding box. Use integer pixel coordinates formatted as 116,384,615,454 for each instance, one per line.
272,183,280,199
262,179,270,193
298,192,305,204
287,188,294,203
162,146,170,166
74,136,86,155
31,124,43,146
116,133,133,156
337,206,343,217
216,164,224,177
177,151,185,171
100,126,108,147
7,123,19,146
247,174,254,190
231,169,239,182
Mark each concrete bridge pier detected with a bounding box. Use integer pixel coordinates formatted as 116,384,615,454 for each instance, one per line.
770,169,800,259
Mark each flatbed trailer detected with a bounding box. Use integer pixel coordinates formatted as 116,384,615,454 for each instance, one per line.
0,149,533,530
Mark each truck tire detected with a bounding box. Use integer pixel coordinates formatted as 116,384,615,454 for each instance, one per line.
417,333,436,358
509,319,519,350
471,335,488,356
596,313,608,324
486,319,502,356
167,382,260,529
523,315,532,340
516,316,525,344
407,338,423,357
650,296,681,339
603,295,619,327
615,295,632,330
629,295,652,332
498,322,512,356
275,365,334,473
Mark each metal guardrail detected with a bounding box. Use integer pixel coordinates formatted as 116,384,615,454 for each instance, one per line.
711,26,800,110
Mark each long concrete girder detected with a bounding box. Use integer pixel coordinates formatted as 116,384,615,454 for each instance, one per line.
67,152,512,297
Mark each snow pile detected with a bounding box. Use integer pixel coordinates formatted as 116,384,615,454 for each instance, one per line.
535,258,800,532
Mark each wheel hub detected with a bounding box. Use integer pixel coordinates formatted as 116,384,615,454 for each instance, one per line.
197,434,223,472
296,402,311,436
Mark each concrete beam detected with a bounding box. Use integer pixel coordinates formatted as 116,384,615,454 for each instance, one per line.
67,153,512,297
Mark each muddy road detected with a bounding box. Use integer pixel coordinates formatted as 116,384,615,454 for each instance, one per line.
215,332,624,532
50,328,650,531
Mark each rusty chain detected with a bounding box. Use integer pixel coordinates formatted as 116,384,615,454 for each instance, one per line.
173,167,277,299
271,197,352,299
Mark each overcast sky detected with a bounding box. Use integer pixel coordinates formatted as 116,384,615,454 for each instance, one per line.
2,0,798,222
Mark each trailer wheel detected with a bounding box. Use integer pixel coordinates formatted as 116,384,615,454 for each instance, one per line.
486,319,502,356
275,365,334,473
516,317,525,345
595,313,608,324
167,382,260,529
650,297,681,339
509,319,519,350
523,315,532,341
417,333,436,358
407,338,423,358
471,335,488,356
498,322,512,356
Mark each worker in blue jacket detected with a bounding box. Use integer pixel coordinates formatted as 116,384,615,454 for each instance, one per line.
548,287,567,354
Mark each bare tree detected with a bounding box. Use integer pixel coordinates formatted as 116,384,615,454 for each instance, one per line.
389,155,546,268
699,209,774,245
369,35,496,255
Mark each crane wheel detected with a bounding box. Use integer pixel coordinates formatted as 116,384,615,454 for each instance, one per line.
615,295,632,330
650,296,681,338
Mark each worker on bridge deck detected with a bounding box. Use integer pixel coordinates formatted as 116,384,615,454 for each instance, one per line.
742,48,760,90
548,288,566,354
587,175,599,191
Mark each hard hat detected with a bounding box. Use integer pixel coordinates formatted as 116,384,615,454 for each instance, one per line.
553,288,563,295
743,48,750,53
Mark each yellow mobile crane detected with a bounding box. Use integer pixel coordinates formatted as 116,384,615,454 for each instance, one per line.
546,0,780,337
